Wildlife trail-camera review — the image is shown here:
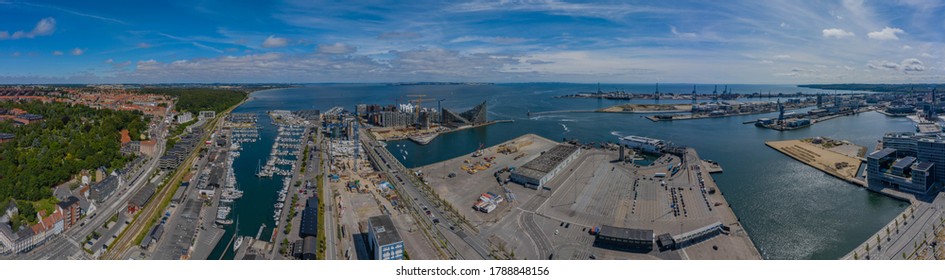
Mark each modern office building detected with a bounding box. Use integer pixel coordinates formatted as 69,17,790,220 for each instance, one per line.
866,132,945,194
367,215,404,260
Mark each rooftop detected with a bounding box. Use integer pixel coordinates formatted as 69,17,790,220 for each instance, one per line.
598,225,654,242
621,135,664,145
368,214,403,246
893,156,917,170
868,148,897,160
515,144,579,180
915,161,934,172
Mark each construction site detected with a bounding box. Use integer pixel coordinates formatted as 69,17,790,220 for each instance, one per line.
357,96,509,145
417,134,761,260
326,139,441,260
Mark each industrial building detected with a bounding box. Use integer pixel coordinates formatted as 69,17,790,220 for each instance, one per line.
594,225,654,252
619,135,665,154
367,214,404,260
510,144,581,189
127,183,157,214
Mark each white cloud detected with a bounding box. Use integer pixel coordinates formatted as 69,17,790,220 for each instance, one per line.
867,27,905,40
262,35,289,48
450,36,527,44
822,28,855,39
902,45,912,50
900,58,924,72
52,50,63,56
105,58,114,63
773,54,791,60
317,43,356,55
71,48,84,56
868,58,925,72
0,17,56,40
760,60,774,64
137,42,152,48
670,26,697,38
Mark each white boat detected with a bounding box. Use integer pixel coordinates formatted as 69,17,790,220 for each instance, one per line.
232,217,242,252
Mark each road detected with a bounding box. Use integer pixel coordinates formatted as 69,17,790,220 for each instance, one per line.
318,131,338,260
359,128,490,260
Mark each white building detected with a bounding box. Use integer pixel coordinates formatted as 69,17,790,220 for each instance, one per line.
619,135,665,153
176,112,193,124
367,215,404,260
198,111,216,120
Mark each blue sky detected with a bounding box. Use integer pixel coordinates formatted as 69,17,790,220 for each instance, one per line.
1,0,944,84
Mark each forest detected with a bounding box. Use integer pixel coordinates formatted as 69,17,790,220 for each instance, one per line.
0,101,147,205
139,88,248,113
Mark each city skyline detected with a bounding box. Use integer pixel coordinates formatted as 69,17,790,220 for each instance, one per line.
1,1,944,84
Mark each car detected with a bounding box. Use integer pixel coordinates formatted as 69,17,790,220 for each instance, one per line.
565,223,570,228
422,205,428,211
560,222,564,227
432,218,440,224
425,210,432,215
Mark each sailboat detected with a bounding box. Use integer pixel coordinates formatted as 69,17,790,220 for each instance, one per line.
232,217,242,252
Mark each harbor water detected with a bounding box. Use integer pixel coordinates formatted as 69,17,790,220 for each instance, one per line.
214,83,908,260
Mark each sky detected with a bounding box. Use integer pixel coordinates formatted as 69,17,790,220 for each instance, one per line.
1,0,944,84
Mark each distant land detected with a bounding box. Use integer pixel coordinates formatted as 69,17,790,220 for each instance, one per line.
800,83,945,93
388,82,494,86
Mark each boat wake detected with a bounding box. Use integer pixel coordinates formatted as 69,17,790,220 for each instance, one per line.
560,123,570,134
610,131,625,138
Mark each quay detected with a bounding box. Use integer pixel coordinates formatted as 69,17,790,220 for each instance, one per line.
415,133,760,260
765,139,866,186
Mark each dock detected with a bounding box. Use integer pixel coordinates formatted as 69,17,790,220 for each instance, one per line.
765,139,866,186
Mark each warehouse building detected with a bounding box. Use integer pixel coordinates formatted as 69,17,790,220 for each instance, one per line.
594,225,654,252
299,197,319,238
510,144,581,189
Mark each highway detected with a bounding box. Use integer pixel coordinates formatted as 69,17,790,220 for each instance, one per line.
359,127,490,260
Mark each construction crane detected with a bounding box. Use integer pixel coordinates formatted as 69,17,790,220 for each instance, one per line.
406,94,436,124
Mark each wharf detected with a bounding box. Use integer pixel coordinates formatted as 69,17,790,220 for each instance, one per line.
418,134,760,260
765,139,866,187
